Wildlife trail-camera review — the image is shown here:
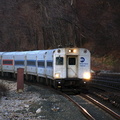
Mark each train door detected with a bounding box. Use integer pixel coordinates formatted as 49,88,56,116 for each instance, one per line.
67,56,78,78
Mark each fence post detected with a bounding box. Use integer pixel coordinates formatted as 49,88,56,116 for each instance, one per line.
17,68,24,92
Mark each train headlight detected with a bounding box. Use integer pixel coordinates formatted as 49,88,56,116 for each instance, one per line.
83,72,91,80
55,73,60,78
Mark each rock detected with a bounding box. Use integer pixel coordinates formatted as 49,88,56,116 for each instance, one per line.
17,89,23,93
36,107,42,114
3,97,8,100
51,106,60,112
24,104,29,108
0,116,3,120
37,116,46,119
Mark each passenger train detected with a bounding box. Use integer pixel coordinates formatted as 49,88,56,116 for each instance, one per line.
0,47,91,91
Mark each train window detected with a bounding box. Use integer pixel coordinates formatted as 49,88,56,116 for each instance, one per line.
56,57,63,65
47,61,53,67
27,60,36,66
38,61,45,67
3,60,13,65
69,58,76,65
15,60,24,66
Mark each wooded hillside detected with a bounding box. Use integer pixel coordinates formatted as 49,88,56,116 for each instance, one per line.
0,0,120,71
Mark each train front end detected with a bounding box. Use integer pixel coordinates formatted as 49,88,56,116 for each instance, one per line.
53,48,91,91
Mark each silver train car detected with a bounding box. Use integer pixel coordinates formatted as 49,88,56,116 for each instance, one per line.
0,48,91,91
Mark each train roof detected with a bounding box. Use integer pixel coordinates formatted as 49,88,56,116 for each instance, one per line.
0,52,4,56
0,48,90,56
2,52,17,55
26,50,48,55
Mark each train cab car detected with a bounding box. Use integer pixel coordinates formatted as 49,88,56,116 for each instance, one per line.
52,48,91,91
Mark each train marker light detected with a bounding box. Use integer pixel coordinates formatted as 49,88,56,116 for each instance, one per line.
73,49,77,53
69,49,72,53
69,49,77,53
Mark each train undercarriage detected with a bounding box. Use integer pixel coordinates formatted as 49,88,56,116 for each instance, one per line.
0,72,89,93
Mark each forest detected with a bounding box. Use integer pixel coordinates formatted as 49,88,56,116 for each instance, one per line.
0,0,120,71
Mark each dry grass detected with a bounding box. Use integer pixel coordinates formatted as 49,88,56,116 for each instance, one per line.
91,56,120,72
0,83,8,98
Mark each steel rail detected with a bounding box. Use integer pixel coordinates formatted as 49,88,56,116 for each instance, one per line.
91,75,120,91
81,94,120,120
90,82,120,91
61,93,95,120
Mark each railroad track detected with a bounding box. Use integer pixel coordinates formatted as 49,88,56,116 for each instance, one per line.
89,90,120,108
24,81,120,120
90,74,120,109
21,80,120,120
60,92,120,120
81,94,120,120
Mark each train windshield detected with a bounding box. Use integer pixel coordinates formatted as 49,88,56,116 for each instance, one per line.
56,57,63,65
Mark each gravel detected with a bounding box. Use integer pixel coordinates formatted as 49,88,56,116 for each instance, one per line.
0,79,86,120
